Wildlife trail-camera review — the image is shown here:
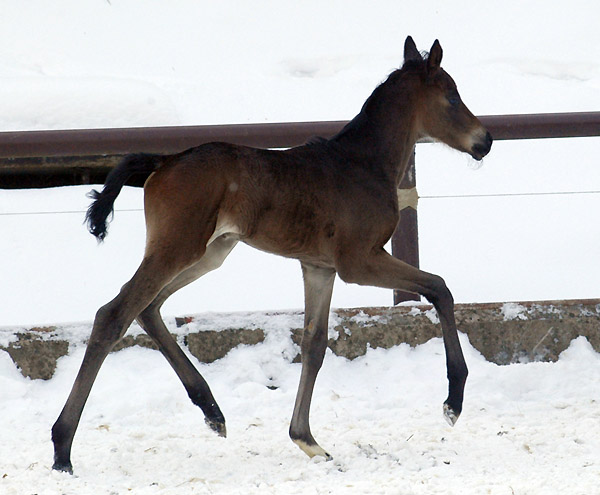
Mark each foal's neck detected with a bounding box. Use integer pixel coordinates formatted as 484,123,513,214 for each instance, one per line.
332,85,419,186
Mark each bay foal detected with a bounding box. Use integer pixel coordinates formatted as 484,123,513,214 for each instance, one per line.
52,36,492,473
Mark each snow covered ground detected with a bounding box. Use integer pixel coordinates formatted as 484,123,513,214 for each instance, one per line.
2,325,599,494
1,1,599,493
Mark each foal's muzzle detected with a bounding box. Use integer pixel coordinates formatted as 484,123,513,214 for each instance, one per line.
470,131,493,160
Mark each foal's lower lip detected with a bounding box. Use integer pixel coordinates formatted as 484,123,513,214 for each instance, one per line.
471,144,491,160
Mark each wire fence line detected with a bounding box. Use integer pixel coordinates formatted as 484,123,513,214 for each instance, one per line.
419,190,600,200
2,190,600,218
0,208,143,217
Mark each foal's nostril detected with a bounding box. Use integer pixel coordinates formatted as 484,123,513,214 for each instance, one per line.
470,130,493,160
479,131,493,152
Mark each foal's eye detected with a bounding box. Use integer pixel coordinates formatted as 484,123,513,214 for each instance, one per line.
447,92,461,106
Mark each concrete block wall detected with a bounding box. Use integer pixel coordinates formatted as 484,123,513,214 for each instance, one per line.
1,299,598,380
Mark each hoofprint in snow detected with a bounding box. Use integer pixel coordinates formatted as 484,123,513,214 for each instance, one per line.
1,324,599,494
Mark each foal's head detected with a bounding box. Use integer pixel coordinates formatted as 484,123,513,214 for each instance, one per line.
402,36,492,160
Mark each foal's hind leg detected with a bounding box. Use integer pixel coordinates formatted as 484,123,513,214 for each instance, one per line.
136,234,239,437
52,255,185,473
289,263,336,460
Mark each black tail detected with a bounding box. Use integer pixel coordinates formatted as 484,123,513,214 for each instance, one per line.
86,153,163,241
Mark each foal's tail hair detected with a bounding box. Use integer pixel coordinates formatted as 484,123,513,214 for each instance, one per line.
86,153,163,241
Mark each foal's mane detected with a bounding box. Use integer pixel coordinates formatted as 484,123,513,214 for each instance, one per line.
330,52,430,143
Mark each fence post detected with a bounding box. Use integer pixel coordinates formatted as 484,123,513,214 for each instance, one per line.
392,147,420,304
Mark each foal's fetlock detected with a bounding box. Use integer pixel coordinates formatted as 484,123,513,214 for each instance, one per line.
51,422,74,473
189,393,226,436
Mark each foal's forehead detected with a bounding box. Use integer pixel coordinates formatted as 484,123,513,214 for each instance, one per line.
432,69,458,91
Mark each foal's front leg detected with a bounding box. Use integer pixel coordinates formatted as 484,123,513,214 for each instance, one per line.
337,249,468,425
289,263,336,460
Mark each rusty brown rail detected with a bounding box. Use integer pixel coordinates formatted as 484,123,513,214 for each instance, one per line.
0,112,597,189
0,112,598,159
0,121,344,159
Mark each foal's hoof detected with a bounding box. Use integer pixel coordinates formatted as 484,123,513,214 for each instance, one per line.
443,403,461,427
293,439,333,461
205,417,227,438
52,459,73,475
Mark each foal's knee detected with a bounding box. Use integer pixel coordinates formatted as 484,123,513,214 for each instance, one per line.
424,274,454,308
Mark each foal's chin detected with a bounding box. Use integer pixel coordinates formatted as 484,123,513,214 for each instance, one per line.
469,150,487,161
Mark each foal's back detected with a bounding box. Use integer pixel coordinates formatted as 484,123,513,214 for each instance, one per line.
143,140,399,266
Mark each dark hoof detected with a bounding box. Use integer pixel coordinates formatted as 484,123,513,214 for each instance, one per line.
205,417,227,438
52,459,73,475
443,402,461,427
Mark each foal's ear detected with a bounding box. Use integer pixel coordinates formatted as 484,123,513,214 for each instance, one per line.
403,36,422,64
427,39,443,73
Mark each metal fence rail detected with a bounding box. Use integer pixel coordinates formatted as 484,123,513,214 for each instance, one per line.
0,112,598,189
1,112,599,159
